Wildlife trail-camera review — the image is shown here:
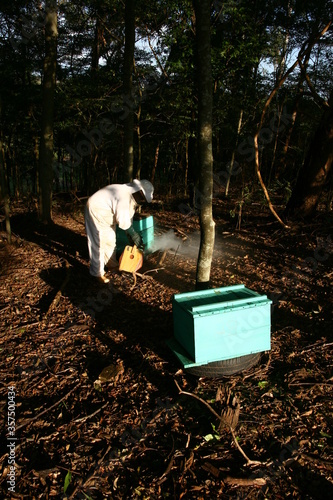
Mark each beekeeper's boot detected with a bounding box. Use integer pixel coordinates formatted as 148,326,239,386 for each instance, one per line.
97,275,110,284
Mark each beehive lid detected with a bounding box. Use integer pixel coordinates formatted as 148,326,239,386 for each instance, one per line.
174,284,271,316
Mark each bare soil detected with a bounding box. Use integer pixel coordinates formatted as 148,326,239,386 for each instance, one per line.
0,195,332,499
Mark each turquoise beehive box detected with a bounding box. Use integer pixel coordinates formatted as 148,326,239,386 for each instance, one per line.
116,215,154,253
172,284,272,366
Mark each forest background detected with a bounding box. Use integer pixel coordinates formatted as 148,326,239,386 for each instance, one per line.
0,0,332,225
0,2,333,498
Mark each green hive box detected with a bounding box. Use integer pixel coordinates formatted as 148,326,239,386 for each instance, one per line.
116,215,154,254
171,284,272,367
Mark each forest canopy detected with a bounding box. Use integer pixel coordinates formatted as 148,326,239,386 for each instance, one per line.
0,0,332,216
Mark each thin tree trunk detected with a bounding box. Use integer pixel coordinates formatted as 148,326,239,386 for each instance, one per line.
274,0,292,84
185,137,189,196
278,60,309,177
91,10,106,73
136,121,142,179
123,0,135,182
150,143,159,185
135,74,142,179
225,109,243,196
193,0,215,290
268,103,283,186
14,155,20,198
0,135,11,243
39,0,57,223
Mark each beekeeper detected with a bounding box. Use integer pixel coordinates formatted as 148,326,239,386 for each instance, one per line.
85,179,154,284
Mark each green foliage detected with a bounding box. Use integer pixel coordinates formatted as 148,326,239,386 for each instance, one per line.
63,470,72,494
204,423,221,442
203,432,220,442
0,0,332,198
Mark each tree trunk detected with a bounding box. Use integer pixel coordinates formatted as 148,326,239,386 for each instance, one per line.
135,75,142,179
39,0,57,223
91,10,106,73
193,0,215,290
285,89,333,217
0,133,11,243
225,109,243,196
278,55,310,178
123,0,135,182
184,137,189,196
268,103,283,186
150,143,160,185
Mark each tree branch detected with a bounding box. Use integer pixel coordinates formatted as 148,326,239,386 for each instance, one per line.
298,58,330,108
253,20,333,228
174,380,261,466
145,26,171,82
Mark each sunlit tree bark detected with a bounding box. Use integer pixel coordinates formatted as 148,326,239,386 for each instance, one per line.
193,0,215,290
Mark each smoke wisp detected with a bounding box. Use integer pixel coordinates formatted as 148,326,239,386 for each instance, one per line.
148,229,225,260
149,230,181,253
148,229,203,260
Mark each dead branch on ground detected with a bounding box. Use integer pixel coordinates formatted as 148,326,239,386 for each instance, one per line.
174,380,262,466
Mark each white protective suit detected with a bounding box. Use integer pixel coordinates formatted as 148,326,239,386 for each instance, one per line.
85,180,153,278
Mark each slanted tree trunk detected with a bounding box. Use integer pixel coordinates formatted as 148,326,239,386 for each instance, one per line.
193,0,215,290
285,89,333,217
39,0,57,223
123,0,135,182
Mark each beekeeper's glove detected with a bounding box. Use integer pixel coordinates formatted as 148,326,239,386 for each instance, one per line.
126,226,144,250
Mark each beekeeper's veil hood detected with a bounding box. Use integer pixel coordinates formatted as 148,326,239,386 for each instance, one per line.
128,179,154,203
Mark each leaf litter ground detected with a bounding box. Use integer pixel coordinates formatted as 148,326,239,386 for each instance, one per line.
0,196,332,499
